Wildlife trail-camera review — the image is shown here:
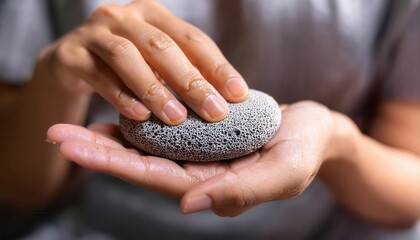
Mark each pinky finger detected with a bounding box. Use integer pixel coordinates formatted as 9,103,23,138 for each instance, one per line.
54,44,151,121
81,52,152,121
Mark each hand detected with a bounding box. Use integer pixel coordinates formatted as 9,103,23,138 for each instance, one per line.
47,101,342,217
40,0,248,125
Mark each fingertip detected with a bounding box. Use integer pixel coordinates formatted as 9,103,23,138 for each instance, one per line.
181,194,213,214
46,125,58,142
59,141,84,162
160,99,188,125
46,123,71,143
181,173,227,214
201,93,229,122
131,100,152,121
125,99,187,126
47,123,65,135
223,77,249,103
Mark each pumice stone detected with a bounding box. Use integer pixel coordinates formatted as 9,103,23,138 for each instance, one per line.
119,89,281,162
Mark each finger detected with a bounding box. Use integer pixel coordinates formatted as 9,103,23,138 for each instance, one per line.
51,41,151,121
85,30,187,125
59,141,193,197
47,124,125,150
181,149,315,217
180,104,330,216
179,153,260,216
87,123,125,142
111,15,229,122
135,1,249,102
87,123,140,149
180,160,281,216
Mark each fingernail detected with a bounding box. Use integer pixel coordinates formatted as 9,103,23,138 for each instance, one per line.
162,100,185,122
132,101,151,120
203,94,227,119
182,195,212,214
226,78,248,99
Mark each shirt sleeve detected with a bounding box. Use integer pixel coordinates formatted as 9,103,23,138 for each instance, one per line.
380,5,420,102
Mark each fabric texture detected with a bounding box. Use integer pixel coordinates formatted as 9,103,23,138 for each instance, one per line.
380,4,420,101
1,0,420,239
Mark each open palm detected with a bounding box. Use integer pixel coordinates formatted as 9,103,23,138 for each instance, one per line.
47,101,335,217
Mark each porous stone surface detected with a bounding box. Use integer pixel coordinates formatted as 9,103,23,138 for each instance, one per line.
119,89,281,162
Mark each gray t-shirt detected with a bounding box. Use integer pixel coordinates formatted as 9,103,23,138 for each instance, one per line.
1,0,420,239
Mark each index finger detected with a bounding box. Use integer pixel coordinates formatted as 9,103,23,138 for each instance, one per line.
130,1,249,102
60,141,195,197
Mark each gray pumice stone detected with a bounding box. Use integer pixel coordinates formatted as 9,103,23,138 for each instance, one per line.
119,89,281,162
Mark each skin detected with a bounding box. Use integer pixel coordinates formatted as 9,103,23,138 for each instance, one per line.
1,0,419,231
46,101,420,228
0,0,247,209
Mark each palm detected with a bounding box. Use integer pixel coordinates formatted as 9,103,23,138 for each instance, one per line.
49,121,262,196
48,101,334,216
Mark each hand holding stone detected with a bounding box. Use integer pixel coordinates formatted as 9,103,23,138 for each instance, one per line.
47,101,336,216
39,1,248,125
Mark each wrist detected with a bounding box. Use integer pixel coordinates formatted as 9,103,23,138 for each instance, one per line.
323,111,361,164
318,111,361,183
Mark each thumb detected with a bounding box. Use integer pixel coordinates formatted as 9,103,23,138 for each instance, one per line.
180,161,283,217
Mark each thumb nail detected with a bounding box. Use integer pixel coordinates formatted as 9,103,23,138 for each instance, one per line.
182,195,212,214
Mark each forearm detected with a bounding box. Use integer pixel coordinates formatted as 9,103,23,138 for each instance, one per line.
0,56,91,209
319,112,420,227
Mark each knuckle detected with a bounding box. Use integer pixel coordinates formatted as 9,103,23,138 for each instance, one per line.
184,27,208,42
129,0,150,7
72,25,89,37
53,43,69,64
141,82,167,103
104,39,135,58
91,4,124,22
124,2,147,20
147,32,174,52
212,62,233,80
52,42,78,68
186,78,211,94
